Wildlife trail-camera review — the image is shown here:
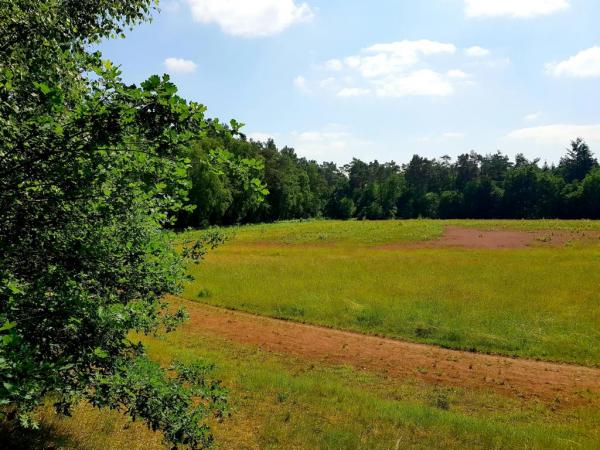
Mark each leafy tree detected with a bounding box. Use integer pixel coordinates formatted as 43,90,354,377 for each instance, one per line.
582,169,600,218
454,152,481,190
502,166,562,218
559,138,598,182
404,155,434,194
438,191,464,219
0,1,249,447
423,192,441,218
480,151,512,182
463,179,502,218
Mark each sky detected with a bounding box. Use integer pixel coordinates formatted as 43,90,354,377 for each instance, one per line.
98,0,600,165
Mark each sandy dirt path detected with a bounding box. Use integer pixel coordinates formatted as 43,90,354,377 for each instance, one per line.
170,296,600,407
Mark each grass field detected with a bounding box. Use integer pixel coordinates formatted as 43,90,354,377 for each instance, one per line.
16,321,600,449
16,219,600,449
183,220,600,366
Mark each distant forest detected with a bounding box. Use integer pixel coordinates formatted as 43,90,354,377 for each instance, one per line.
178,133,600,227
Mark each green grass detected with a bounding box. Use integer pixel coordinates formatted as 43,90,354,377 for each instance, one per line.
16,219,600,449
183,219,600,366
20,326,600,449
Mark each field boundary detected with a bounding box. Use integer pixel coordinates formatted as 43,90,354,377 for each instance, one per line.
171,296,600,407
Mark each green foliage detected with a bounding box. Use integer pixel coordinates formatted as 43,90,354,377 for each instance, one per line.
582,168,600,218
89,357,228,449
0,0,248,447
180,136,598,226
559,138,598,182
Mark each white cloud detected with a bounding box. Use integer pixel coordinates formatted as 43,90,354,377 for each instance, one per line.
447,69,470,79
247,132,277,142
441,132,466,140
309,40,469,99
350,40,456,78
337,87,371,97
374,70,454,97
465,46,491,57
324,59,343,71
507,124,600,145
164,57,197,74
524,112,542,122
293,128,351,160
290,125,375,162
465,0,570,18
546,47,600,78
307,40,498,100
186,0,314,37
293,75,311,93
319,77,337,88
162,1,182,13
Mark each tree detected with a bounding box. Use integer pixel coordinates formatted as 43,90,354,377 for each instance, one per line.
502,166,562,218
454,152,481,190
0,1,246,447
582,169,600,219
438,191,464,219
558,138,598,183
480,151,512,182
558,138,598,182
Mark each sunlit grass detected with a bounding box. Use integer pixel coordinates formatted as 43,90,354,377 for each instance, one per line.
21,327,600,449
184,219,600,366
16,219,600,449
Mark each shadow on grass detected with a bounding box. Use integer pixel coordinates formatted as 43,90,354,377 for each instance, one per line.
0,420,74,450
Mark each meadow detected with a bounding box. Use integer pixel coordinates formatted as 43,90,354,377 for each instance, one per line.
13,219,600,449
183,220,600,366
13,309,600,449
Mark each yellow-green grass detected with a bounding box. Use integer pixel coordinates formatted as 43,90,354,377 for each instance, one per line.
17,328,600,449
183,220,600,366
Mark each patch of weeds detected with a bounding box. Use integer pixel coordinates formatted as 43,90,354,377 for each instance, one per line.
276,391,289,403
355,309,384,328
414,323,436,338
197,288,212,298
440,330,461,343
428,388,451,411
273,305,305,318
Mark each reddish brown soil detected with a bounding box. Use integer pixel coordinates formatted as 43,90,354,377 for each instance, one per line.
171,296,600,407
379,226,600,250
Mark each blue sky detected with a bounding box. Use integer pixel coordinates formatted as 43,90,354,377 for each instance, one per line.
99,0,600,164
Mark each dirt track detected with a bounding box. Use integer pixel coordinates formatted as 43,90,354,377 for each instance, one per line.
171,296,600,407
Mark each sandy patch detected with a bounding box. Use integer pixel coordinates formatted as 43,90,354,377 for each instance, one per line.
171,296,600,407
378,226,600,250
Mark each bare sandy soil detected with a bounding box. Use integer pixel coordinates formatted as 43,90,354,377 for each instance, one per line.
379,226,600,249
172,296,600,407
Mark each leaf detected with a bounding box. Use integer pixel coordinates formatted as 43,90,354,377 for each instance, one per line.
0,321,16,332
93,348,109,359
34,82,52,95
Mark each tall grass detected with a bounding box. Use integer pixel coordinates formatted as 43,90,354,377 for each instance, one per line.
184,220,600,366
24,329,600,449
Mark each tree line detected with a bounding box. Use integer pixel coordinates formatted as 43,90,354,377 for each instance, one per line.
178,136,600,227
